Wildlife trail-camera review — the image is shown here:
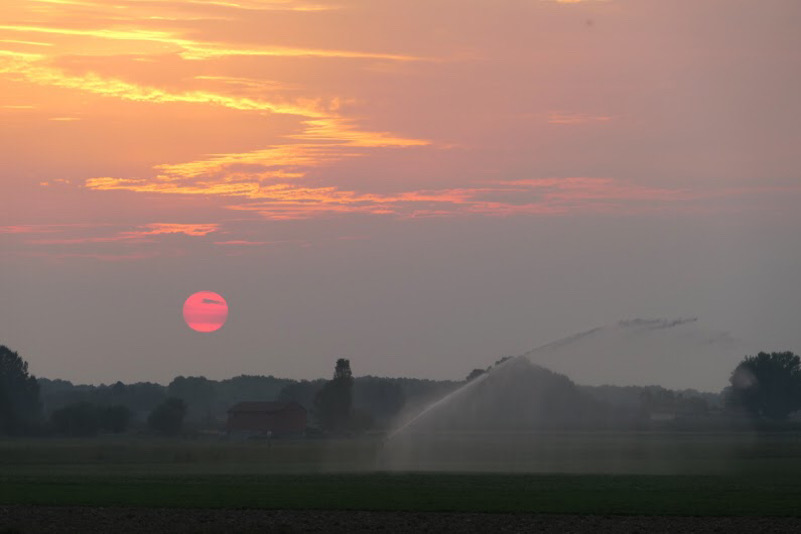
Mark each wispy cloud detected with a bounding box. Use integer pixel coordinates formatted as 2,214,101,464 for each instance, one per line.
28,0,100,6
83,115,429,205
80,131,706,221
0,38,53,47
217,177,697,220
27,0,340,13
0,24,424,62
21,222,219,245
134,222,219,237
78,178,801,223
0,55,329,117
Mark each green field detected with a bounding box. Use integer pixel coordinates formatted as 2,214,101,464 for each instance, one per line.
3,432,801,516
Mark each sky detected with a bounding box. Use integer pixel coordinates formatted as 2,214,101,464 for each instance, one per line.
1,0,800,391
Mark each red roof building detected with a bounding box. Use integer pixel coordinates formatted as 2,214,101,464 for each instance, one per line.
226,401,307,437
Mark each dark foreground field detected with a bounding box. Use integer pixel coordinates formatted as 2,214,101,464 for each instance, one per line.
4,433,801,532
4,506,801,533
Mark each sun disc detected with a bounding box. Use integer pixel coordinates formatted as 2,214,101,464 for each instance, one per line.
183,291,228,333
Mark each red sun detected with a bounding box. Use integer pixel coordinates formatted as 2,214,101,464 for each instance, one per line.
183,291,228,333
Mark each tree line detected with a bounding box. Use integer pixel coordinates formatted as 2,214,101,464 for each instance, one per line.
0,345,456,436
3,343,801,437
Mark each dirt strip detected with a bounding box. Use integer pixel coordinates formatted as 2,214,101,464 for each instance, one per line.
3,506,801,533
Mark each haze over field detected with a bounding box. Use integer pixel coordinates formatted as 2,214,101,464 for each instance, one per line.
1,0,800,388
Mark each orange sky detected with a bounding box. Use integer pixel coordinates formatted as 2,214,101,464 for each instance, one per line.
2,0,800,386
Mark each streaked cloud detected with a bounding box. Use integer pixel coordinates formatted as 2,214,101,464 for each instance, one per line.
28,1,99,6
122,176,697,220
0,24,424,62
28,0,340,12
83,117,430,209
0,55,328,117
20,222,218,245
0,39,53,47
134,223,219,237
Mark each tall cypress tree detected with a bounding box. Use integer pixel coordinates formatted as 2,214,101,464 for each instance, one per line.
313,358,353,433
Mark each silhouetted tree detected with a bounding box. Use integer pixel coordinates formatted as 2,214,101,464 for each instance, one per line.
353,377,405,425
466,369,486,381
466,357,516,382
279,379,325,411
494,356,514,367
121,382,167,413
168,376,216,423
0,345,42,435
313,359,353,433
726,351,801,420
100,404,133,433
51,402,101,436
147,397,187,435
639,387,677,414
51,402,133,436
37,378,167,420
677,395,709,417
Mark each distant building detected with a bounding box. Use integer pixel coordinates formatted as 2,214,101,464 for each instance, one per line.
226,401,307,438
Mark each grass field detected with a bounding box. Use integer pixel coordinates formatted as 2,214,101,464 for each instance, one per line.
3,432,801,516
5,472,801,516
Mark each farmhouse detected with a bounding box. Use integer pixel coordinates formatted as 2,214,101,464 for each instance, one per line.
226,401,307,438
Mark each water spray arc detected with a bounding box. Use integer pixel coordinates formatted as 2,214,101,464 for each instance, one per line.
379,317,750,473
387,317,740,440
